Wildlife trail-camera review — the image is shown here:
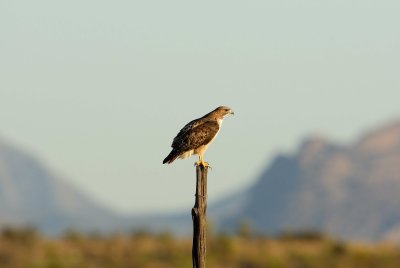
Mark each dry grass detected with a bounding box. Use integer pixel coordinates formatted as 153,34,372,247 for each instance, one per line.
0,228,399,268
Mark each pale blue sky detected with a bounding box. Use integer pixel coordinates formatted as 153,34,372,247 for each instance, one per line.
1,1,400,213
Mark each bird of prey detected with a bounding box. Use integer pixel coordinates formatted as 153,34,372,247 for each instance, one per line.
163,106,234,167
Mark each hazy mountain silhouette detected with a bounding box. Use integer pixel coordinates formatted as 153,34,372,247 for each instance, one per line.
211,120,400,241
2,120,400,241
0,139,129,235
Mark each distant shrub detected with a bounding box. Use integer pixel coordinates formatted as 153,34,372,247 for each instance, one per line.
329,241,347,256
130,228,152,239
63,229,85,242
0,226,38,244
278,230,327,241
236,220,254,239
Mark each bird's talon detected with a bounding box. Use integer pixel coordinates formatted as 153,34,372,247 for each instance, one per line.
195,161,211,169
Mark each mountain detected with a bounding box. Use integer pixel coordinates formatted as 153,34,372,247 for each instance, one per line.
211,120,400,241
3,120,400,241
0,139,129,235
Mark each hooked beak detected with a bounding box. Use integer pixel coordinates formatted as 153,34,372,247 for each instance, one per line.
230,110,234,115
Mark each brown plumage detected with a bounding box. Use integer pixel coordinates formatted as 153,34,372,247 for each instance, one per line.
163,106,234,167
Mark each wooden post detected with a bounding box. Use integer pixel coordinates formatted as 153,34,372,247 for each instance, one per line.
191,165,208,268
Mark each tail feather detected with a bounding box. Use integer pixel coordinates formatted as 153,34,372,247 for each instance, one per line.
163,149,180,164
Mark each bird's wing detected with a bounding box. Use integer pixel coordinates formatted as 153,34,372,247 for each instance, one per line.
171,118,204,147
172,120,219,152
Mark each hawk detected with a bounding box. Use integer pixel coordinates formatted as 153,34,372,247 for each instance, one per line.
163,106,234,167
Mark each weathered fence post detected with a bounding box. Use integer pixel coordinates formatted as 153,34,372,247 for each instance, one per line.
191,164,208,268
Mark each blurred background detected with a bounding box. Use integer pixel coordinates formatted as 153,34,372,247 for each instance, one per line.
1,0,400,267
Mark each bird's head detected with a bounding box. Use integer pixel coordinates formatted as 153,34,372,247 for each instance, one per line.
213,106,234,119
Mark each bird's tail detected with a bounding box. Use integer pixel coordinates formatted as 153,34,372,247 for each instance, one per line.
163,149,180,164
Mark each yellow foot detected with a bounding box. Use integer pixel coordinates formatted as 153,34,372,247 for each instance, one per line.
194,161,211,169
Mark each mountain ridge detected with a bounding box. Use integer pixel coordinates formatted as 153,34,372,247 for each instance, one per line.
2,120,400,241
0,139,129,235
213,119,400,241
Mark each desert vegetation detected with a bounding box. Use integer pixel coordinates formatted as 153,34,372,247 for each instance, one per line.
0,227,399,268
